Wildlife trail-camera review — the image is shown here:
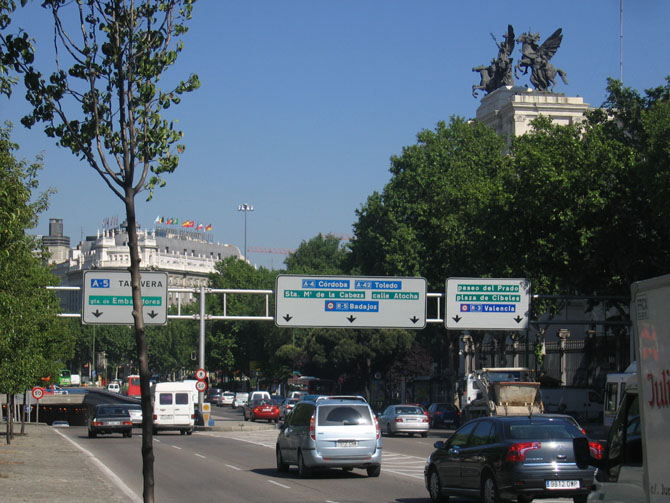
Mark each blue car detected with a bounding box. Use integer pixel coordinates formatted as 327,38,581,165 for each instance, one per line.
427,403,461,429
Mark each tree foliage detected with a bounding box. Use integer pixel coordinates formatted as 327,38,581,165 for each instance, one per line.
0,126,73,442
349,118,511,290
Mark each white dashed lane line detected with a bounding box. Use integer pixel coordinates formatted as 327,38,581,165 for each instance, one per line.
205,430,428,480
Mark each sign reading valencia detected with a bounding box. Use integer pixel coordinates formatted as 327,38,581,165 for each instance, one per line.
275,275,427,329
82,270,168,325
445,277,531,330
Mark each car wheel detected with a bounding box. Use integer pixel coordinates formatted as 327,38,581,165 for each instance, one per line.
244,414,248,422
421,431,428,438
251,414,256,422
180,430,186,435
276,446,289,472
88,430,96,438
297,451,311,478
186,429,193,436
572,496,588,503
367,465,381,477
127,430,132,438
482,474,500,503
428,468,447,502
430,419,435,429
386,424,394,437
518,496,534,503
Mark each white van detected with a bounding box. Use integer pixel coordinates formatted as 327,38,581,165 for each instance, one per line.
249,391,271,402
152,382,195,435
539,387,603,422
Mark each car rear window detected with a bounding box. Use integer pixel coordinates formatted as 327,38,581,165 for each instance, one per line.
396,406,423,415
99,407,128,416
317,404,372,426
506,423,577,440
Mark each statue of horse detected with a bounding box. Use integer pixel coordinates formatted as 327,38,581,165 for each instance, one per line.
515,28,568,92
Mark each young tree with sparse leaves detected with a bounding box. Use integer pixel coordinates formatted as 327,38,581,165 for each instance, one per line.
6,2,199,500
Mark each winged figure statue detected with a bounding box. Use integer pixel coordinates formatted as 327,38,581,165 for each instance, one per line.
472,25,515,98
514,28,568,91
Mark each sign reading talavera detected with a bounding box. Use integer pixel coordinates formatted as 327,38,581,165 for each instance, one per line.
82,270,168,325
275,275,427,329
445,278,530,330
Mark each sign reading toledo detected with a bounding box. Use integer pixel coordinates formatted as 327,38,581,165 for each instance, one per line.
445,278,530,330
83,270,168,325
276,275,427,329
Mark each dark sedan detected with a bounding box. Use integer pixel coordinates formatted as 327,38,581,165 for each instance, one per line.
428,402,461,429
87,404,133,438
424,415,600,503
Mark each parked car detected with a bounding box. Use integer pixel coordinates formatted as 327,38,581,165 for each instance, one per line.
275,395,382,478
279,397,299,420
107,382,121,393
232,392,249,409
87,404,133,438
424,415,600,503
427,402,461,429
244,398,280,423
379,404,429,437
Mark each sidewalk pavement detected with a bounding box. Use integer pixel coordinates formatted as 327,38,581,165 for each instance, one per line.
0,420,275,503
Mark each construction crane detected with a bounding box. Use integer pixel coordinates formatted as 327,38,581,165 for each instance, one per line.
247,247,295,255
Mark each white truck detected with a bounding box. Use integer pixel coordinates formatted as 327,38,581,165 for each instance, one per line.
574,274,670,503
461,367,543,421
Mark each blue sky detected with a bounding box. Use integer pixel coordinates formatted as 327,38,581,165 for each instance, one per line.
4,1,670,269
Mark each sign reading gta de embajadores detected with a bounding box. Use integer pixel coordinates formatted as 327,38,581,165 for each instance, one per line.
445,278,530,330
275,275,427,329
82,270,168,325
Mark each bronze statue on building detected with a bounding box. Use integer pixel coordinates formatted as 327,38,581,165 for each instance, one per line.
472,25,515,97
515,28,568,92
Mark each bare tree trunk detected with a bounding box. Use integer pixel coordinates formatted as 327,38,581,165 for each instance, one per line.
124,192,155,503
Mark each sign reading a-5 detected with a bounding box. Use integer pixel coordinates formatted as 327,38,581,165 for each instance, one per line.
275,275,427,329
82,270,168,325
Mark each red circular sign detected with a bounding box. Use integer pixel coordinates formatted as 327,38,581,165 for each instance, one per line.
195,368,207,380
195,380,207,392
32,387,44,400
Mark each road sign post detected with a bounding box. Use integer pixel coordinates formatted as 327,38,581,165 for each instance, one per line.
82,270,168,325
275,275,427,329
445,278,531,330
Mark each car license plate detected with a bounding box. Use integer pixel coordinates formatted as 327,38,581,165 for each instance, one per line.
338,440,358,447
107,421,120,425
160,415,173,420
546,480,580,489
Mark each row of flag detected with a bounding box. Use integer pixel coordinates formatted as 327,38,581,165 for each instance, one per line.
155,216,212,231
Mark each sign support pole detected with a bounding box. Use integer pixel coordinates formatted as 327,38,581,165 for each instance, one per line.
198,285,205,410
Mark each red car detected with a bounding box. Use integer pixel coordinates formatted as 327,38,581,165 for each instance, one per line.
243,398,280,423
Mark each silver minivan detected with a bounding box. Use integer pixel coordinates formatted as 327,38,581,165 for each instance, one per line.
275,396,382,478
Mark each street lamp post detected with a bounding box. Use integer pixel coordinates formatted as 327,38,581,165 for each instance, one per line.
237,203,254,260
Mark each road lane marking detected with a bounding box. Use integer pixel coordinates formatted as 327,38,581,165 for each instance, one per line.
268,480,291,489
171,445,182,450
195,453,206,459
225,464,242,470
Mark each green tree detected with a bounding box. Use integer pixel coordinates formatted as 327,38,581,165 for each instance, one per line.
284,233,348,274
0,0,32,97
0,126,73,443
8,2,199,499
349,118,511,289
